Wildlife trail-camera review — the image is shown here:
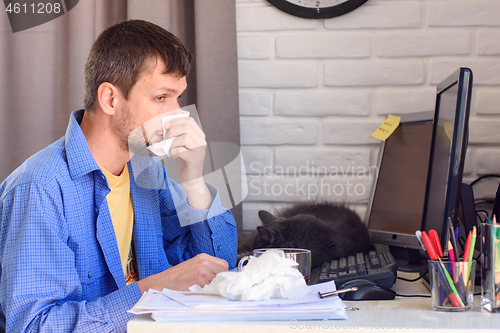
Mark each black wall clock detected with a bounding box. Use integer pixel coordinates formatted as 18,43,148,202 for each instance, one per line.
267,0,369,19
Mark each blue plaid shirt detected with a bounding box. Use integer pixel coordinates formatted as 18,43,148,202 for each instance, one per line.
0,110,237,332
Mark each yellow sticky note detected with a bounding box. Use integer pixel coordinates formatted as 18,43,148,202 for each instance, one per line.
444,121,453,145
371,114,401,141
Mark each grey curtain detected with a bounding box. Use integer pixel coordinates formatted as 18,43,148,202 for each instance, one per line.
0,0,242,231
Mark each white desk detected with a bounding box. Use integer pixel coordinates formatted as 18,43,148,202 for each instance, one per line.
127,273,499,332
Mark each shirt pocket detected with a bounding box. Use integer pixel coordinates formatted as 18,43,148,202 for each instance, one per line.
78,245,108,285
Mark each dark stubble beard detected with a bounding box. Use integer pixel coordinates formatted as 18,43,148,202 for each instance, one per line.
120,104,154,157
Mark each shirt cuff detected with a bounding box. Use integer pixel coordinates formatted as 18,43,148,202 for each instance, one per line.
103,281,142,330
186,182,227,224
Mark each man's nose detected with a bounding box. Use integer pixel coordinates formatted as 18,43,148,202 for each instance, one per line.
168,101,183,115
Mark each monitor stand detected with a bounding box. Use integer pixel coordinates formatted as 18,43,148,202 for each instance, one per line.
389,246,427,272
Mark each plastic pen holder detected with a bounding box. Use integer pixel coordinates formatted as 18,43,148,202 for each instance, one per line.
481,223,500,313
429,260,476,312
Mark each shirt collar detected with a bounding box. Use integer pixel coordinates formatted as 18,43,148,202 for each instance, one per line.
64,109,101,180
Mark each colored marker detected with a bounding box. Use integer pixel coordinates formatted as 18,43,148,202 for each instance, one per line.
415,230,426,252
437,257,465,307
448,218,458,259
429,229,444,258
463,231,472,279
421,231,438,261
466,226,477,281
420,231,462,307
448,240,456,282
455,274,468,305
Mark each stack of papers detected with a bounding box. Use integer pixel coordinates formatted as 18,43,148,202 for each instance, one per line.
128,281,348,322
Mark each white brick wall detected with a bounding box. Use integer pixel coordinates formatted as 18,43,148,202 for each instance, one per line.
323,120,381,145
274,148,371,173
276,34,370,59
376,31,471,58
237,35,272,59
476,89,500,114
240,118,318,145
323,4,421,29
274,91,371,116
238,63,319,88
324,60,425,86
239,92,271,115
426,1,500,27
478,30,500,55
236,0,500,232
376,88,436,115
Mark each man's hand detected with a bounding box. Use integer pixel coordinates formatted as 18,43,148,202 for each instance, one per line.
164,117,212,209
137,253,228,293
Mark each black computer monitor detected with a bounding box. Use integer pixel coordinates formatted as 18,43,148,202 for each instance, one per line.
366,68,473,270
366,112,434,269
422,68,473,250
492,182,500,221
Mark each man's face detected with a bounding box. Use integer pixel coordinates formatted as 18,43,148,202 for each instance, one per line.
117,58,187,155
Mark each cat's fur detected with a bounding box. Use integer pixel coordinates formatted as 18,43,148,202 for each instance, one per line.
238,202,374,267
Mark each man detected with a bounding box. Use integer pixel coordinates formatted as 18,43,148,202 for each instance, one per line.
0,20,237,332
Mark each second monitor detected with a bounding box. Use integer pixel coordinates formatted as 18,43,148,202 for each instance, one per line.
366,68,473,270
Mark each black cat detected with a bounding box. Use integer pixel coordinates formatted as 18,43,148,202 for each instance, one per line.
238,202,374,267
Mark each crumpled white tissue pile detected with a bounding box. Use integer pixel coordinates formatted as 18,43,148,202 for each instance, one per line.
189,249,309,301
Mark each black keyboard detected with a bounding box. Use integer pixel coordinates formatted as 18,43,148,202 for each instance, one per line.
309,250,398,289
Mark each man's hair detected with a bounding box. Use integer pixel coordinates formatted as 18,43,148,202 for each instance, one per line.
84,20,193,110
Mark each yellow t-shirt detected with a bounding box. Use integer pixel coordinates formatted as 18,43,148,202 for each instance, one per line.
98,163,138,285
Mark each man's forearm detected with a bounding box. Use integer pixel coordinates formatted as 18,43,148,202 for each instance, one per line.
4,282,141,333
182,177,213,210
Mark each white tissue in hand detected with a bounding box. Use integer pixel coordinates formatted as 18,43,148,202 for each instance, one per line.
147,111,190,157
190,250,309,301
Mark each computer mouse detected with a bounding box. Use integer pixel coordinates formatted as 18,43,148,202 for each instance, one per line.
339,279,396,301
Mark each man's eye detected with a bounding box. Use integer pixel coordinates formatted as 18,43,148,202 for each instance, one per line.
156,96,165,102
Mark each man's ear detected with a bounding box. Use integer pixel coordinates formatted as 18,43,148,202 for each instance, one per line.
97,82,120,116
